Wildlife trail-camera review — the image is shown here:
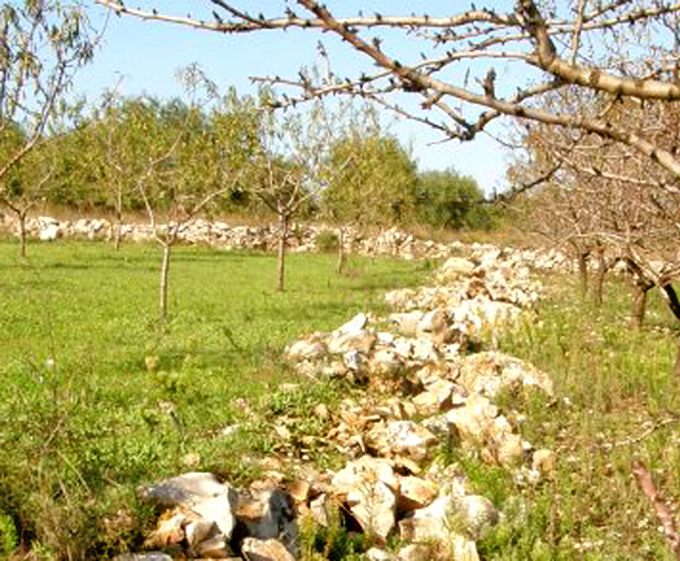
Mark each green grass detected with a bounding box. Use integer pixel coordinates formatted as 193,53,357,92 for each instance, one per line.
474,273,680,560
6,240,680,560
0,240,432,559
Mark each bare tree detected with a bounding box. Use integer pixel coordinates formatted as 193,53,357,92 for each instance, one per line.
128,85,247,322
251,101,333,291
512,92,680,328
94,1,680,184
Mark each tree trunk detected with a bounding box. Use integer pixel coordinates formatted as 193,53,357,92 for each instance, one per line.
592,244,606,308
576,250,589,297
631,284,650,329
18,210,27,258
277,209,288,292
159,242,171,322
114,189,123,251
656,282,680,380
336,226,346,275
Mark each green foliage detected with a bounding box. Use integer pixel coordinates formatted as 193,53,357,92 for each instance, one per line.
0,510,18,557
414,168,494,230
323,130,418,227
315,230,340,253
0,0,94,190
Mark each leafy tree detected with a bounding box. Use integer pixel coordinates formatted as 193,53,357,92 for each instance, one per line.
415,168,491,231
249,100,329,291
0,126,53,256
0,0,94,198
323,126,417,272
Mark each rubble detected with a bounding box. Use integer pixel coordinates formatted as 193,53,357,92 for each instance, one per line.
119,235,557,559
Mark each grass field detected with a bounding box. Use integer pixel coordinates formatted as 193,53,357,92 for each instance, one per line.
4,240,680,560
0,240,432,559
481,273,680,560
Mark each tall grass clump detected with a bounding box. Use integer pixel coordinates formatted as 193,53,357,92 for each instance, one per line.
473,273,680,559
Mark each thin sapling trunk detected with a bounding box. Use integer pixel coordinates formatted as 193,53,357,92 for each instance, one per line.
159,241,172,323
336,226,346,275
277,203,289,292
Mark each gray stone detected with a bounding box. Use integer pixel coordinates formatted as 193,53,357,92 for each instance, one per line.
138,472,237,538
242,537,296,561
237,488,298,557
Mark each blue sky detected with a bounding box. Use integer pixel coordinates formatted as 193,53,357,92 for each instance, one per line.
76,1,519,194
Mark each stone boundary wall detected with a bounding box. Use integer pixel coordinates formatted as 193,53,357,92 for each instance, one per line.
0,214,570,272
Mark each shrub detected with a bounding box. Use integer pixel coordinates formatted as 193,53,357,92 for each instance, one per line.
315,230,340,253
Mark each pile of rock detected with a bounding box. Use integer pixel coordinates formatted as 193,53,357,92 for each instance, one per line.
120,252,556,560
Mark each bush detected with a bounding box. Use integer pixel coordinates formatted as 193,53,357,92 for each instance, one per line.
415,168,495,230
315,230,340,253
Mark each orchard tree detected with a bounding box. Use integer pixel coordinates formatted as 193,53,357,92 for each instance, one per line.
324,127,417,273
0,0,94,197
88,93,142,250
251,101,331,291
137,70,259,321
0,131,55,256
512,94,680,324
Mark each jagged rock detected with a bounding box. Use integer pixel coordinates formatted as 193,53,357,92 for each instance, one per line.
332,456,398,540
241,537,296,561
445,394,526,466
138,472,237,539
389,311,424,337
413,379,458,416
236,487,298,557
287,479,311,505
445,393,498,446
398,476,439,511
399,493,495,559
370,348,405,376
286,337,327,361
410,338,440,362
327,329,376,355
416,309,457,344
368,421,438,461
143,510,187,549
337,312,370,334
459,351,553,398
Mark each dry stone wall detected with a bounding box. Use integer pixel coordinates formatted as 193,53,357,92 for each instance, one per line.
116,251,557,560
0,214,569,271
